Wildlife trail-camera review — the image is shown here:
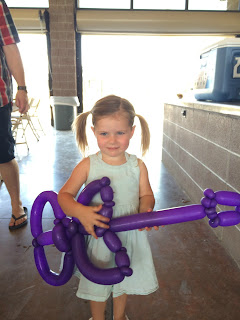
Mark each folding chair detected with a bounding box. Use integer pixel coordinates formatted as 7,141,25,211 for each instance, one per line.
11,114,29,150
28,98,45,136
11,98,40,143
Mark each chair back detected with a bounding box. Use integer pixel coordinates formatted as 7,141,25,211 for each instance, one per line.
28,98,40,117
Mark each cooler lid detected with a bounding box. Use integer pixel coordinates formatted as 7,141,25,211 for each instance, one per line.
200,38,240,54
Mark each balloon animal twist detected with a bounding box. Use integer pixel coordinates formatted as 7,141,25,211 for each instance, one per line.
31,178,240,286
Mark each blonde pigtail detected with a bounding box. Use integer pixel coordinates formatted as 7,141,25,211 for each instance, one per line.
72,111,91,156
136,114,150,156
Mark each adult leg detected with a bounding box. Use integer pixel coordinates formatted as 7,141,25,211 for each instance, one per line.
0,159,26,227
0,103,26,228
90,300,107,320
113,294,128,320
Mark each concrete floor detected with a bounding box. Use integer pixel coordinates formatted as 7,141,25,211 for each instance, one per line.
0,129,240,320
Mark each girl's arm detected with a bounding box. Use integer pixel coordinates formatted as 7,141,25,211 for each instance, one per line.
138,159,159,231
58,157,110,239
138,159,155,212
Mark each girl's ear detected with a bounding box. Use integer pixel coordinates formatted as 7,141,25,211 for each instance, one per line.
130,125,136,139
91,126,95,134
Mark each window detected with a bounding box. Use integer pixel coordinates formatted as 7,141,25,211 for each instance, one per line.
5,0,49,8
188,0,228,11
78,0,239,11
78,0,131,9
133,0,186,10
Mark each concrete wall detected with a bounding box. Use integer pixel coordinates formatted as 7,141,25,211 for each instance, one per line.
162,102,240,267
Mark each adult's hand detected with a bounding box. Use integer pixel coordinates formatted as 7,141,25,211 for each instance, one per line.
15,90,29,114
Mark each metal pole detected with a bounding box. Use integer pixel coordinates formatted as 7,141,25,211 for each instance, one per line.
76,33,83,114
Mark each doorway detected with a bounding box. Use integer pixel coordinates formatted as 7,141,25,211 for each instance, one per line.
81,34,225,182
14,33,50,131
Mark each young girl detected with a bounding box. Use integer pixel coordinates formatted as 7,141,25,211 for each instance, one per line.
58,95,159,320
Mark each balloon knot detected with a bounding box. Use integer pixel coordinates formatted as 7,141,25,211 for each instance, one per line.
203,188,215,199
209,216,220,228
100,176,110,186
120,266,133,277
104,201,115,208
32,238,39,248
54,218,61,225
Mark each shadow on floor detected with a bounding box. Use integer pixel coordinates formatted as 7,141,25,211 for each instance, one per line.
0,129,240,320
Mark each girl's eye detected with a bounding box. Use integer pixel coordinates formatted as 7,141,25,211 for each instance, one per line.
100,132,108,136
117,132,125,135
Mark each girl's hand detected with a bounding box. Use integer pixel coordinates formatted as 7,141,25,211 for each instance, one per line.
78,204,110,239
138,208,159,232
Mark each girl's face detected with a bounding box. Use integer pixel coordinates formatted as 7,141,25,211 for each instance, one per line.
92,112,135,162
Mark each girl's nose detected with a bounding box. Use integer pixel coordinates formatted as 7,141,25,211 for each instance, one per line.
109,135,116,143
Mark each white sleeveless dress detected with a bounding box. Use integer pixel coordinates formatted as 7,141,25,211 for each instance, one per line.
75,152,159,301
